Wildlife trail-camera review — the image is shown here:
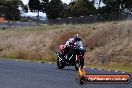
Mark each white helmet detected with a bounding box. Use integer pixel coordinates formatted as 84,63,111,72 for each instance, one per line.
68,38,74,44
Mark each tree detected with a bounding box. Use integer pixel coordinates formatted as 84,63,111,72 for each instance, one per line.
0,0,24,20
46,0,64,19
70,0,96,17
23,5,28,13
97,5,111,15
121,0,132,13
28,0,41,21
101,0,132,17
28,0,49,22
0,0,6,17
41,0,49,12
61,1,76,17
29,0,41,12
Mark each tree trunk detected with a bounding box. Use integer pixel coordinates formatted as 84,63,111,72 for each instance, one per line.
37,10,39,26
98,0,102,9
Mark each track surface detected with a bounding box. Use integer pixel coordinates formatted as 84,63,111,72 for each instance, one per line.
0,60,131,88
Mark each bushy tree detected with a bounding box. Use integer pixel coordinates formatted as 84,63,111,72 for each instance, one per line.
62,0,96,17
46,0,64,19
61,1,76,17
71,0,96,16
0,0,23,20
23,5,28,13
29,0,41,12
28,0,49,23
100,0,132,16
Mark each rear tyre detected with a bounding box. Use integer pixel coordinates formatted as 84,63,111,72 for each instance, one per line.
57,57,65,69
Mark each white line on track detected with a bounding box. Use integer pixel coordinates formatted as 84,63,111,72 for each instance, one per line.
98,69,102,70
90,68,94,69
122,72,126,73
115,71,118,72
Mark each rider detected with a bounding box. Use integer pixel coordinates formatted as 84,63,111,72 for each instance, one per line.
64,34,83,49
64,34,84,61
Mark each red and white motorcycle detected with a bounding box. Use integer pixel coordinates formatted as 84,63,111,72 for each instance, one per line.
56,43,86,71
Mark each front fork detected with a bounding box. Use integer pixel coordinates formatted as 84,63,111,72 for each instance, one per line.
76,54,81,66
76,54,82,61
76,54,84,67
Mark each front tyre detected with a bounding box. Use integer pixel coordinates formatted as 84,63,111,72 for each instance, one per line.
75,66,79,71
80,57,84,69
75,57,84,71
57,57,65,69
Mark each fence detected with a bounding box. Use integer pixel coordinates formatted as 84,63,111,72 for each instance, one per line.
0,21,38,28
1,13,132,27
48,13,132,24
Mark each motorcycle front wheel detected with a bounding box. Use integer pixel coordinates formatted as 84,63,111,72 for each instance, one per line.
57,57,65,69
80,57,84,69
75,57,84,71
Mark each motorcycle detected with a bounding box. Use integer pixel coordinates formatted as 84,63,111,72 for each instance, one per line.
55,43,86,71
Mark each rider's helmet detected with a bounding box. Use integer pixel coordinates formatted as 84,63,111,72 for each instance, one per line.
74,34,81,41
69,38,75,44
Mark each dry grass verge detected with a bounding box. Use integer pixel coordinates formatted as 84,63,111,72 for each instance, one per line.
0,21,132,72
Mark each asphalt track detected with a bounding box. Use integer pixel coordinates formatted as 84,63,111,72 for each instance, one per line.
0,60,131,88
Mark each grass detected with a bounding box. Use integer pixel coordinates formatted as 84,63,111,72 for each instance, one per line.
0,20,132,72
87,63,132,72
